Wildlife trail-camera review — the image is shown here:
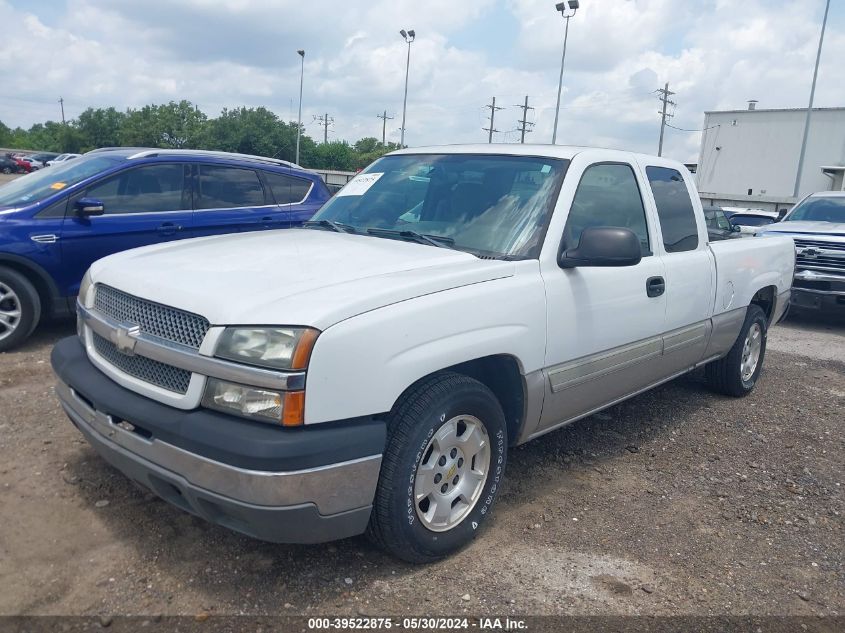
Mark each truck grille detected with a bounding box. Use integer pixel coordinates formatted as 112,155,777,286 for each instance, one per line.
94,285,210,349
92,332,192,394
793,238,845,273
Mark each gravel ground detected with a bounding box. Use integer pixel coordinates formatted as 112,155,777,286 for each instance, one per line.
0,310,843,619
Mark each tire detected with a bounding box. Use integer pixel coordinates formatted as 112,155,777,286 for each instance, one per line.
367,372,508,563
0,267,42,353
1,166,11,174
706,304,767,397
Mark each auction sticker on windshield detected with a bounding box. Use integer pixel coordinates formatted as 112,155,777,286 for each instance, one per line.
336,172,383,197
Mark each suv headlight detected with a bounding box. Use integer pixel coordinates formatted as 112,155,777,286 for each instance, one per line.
215,327,319,370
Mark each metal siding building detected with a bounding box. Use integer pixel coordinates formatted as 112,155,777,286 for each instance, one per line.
696,107,845,212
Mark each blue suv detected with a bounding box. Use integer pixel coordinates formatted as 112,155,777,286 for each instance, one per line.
0,148,330,351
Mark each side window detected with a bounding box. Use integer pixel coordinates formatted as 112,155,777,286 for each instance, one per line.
563,163,650,255
646,166,699,253
85,164,187,214
263,171,312,204
196,165,265,210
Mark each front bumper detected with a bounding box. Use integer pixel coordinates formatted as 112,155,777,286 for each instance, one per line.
791,270,845,311
52,336,385,544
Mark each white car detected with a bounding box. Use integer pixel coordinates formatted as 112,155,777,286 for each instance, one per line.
757,191,845,311
52,145,795,562
725,209,780,235
45,153,81,166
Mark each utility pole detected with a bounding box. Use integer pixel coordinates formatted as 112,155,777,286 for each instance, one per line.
656,82,676,157
794,0,830,198
58,97,65,124
295,49,305,165
377,110,394,145
515,96,534,144
482,97,504,144
314,113,333,143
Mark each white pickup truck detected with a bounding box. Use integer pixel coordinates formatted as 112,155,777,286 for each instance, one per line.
52,145,795,562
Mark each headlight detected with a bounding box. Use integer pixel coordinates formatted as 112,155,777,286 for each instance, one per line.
215,327,319,370
201,378,304,426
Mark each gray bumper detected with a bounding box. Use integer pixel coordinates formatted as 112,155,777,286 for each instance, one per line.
791,270,845,310
57,380,379,544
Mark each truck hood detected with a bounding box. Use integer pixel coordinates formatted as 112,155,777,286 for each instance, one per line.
761,221,845,238
89,229,515,329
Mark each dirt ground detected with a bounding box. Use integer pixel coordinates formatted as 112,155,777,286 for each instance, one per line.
0,311,843,618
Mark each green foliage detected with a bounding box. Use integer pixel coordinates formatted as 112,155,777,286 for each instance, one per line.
0,101,393,171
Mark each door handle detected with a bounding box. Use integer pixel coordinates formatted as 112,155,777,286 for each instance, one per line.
646,276,665,298
157,222,182,235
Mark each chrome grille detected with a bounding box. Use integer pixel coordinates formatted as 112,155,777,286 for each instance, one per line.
793,239,845,273
92,332,191,394
94,285,210,349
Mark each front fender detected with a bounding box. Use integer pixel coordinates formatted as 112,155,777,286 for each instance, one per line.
303,270,547,424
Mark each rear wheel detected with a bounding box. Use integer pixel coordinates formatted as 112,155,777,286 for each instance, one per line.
0,268,42,352
368,373,507,563
706,304,767,397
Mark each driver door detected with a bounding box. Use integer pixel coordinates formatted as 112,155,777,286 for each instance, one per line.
537,161,668,433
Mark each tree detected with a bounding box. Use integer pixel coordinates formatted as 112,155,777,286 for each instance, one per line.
311,141,355,171
120,101,205,148
76,107,126,150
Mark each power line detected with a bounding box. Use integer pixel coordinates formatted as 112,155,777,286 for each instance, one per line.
376,110,394,145
665,123,720,133
313,113,334,143
655,83,676,157
514,96,534,144
482,96,504,144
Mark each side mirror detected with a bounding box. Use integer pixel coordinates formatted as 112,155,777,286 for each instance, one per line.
559,226,642,269
75,197,105,217
731,223,742,232
777,209,788,221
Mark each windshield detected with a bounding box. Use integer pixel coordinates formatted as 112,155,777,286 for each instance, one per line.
785,196,845,223
0,155,123,207
309,153,569,259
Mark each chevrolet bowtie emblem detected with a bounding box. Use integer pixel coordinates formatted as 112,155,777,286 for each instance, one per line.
111,324,141,355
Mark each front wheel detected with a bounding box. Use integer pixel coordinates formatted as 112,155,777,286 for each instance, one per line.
368,373,508,563
706,304,768,397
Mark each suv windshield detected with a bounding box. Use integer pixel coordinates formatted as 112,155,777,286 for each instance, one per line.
785,196,845,223
309,153,569,258
0,155,124,208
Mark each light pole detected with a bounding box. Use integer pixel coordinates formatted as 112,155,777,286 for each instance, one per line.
551,1,579,145
793,0,830,198
295,49,305,165
399,29,415,148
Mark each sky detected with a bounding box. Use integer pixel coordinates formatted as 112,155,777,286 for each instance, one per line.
0,0,843,162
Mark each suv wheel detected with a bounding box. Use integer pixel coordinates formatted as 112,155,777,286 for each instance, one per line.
706,304,768,397
0,268,42,352
368,372,507,563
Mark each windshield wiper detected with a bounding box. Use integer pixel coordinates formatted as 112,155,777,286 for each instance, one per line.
302,219,357,234
366,228,454,249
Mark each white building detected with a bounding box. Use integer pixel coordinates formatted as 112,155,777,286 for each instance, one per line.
696,105,845,213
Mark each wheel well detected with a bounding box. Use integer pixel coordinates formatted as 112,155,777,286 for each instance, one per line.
0,259,53,318
750,285,776,323
399,355,526,445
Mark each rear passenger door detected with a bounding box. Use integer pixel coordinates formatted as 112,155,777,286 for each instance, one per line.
60,163,192,292
262,170,324,226
191,164,275,237
641,164,714,371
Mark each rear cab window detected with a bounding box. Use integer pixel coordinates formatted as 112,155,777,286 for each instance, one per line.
645,166,700,253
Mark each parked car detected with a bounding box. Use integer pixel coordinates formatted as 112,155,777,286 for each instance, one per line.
46,153,81,166
0,148,330,351
728,211,779,234
703,206,743,241
757,191,845,311
12,157,33,173
29,152,61,165
51,145,795,562
0,156,17,174
20,157,44,171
